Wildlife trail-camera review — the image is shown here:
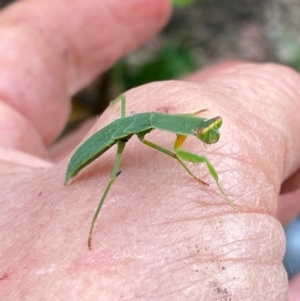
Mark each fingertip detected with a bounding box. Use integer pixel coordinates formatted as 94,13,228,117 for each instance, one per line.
0,0,172,152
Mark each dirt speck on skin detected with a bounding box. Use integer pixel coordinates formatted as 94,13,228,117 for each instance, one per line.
216,286,229,295
210,279,232,300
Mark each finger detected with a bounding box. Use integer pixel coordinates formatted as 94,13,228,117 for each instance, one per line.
190,61,300,228
185,60,245,83
0,0,171,155
0,101,49,159
289,274,300,301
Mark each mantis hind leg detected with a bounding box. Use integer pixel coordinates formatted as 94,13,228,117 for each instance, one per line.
174,135,232,206
136,131,209,186
88,140,126,249
110,94,127,118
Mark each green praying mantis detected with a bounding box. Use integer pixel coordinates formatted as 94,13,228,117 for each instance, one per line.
65,95,231,249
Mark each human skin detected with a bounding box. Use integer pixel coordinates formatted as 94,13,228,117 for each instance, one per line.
0,0,300,300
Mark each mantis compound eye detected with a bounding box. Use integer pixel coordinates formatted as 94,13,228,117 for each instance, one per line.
198,129,220,144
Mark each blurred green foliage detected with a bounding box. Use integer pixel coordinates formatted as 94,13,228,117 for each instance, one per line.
112,42,198,91
172,0,197,7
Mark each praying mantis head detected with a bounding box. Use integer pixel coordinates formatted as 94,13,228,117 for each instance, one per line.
195,116,222,145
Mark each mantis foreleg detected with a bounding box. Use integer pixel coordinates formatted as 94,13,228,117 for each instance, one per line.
88,140,126,249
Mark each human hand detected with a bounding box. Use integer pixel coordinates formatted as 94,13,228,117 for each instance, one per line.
1,1,300,301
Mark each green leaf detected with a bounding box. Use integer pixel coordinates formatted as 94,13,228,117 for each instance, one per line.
112,42,198,91
172,0,197,7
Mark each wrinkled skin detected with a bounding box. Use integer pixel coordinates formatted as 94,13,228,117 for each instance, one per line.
0,0,300,300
